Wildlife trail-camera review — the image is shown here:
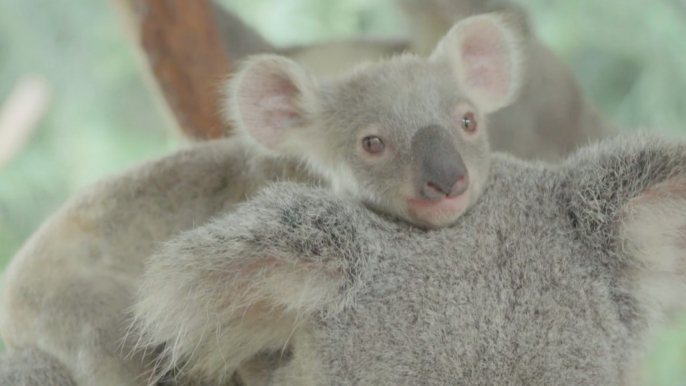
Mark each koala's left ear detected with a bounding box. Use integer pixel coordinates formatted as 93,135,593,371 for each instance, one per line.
617,177,686,317
430,13,524,113
226,54,319,152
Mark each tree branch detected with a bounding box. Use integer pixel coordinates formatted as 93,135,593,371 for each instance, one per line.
0,75,51,170
109,0,232,139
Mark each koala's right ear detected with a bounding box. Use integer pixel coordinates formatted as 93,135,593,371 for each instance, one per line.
227,55,318,151
429,13,524,114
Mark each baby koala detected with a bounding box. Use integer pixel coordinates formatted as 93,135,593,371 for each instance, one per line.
227,13,523,228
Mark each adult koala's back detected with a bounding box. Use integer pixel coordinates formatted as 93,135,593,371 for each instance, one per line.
135,133,685,386
314,161,627,385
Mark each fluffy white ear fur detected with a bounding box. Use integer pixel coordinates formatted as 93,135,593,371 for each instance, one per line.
430,13,524,113
227,55,318,151
619,178,686,318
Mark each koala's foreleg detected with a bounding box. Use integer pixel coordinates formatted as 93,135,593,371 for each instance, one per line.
132,182,400,385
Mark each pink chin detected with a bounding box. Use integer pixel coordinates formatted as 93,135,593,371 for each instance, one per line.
406,192,471,227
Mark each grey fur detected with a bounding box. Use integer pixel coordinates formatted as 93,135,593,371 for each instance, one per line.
214,0,617,162
399,0,619,161
227,13,522,229
0,13,519,384
0,1,622,384
133,132,686,386
0,348,77,386
0,139,317,386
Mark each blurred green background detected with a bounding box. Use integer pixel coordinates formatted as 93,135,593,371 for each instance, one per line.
0,0,685,383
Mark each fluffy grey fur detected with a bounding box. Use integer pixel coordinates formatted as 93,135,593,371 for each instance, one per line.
0,11,522,383
214,0,617,162
228,48,504,228
134,132,686,386
400,0,619,161
0,138,317,386
0,1,626,384
0,348,77,386
226,12,529,229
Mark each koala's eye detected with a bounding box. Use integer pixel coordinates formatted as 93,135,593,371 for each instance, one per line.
461,112,477,133
362,136,385,154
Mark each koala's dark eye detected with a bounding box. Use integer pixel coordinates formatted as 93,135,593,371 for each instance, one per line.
362,136,385,154
461,112,477,133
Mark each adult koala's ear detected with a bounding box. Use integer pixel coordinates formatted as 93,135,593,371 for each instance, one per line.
226,54,319,152
565,134,686,325
429,13,524,113
617,174,686,318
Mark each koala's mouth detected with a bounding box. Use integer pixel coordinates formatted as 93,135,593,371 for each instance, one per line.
405,191,471,228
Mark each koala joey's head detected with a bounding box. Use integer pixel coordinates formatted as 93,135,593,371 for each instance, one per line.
227,13,523,228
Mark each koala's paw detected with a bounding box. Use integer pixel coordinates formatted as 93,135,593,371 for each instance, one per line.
134,185,369,386
222,182,374,266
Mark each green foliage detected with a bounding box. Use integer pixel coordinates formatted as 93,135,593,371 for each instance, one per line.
0,0,685,382
216,0,402,46
644,313,686,386
525,0,686,134
0,0,180,265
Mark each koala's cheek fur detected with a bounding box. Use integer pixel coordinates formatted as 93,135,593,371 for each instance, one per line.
465,150,491,208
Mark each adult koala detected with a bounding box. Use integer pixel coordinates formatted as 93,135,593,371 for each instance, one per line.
133,132,686,386
0,12,522,385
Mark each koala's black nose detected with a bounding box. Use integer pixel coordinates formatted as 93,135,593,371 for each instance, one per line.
412,125,470,200
424,174,469,198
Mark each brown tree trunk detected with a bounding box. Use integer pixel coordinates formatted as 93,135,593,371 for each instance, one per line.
109,0,231,139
